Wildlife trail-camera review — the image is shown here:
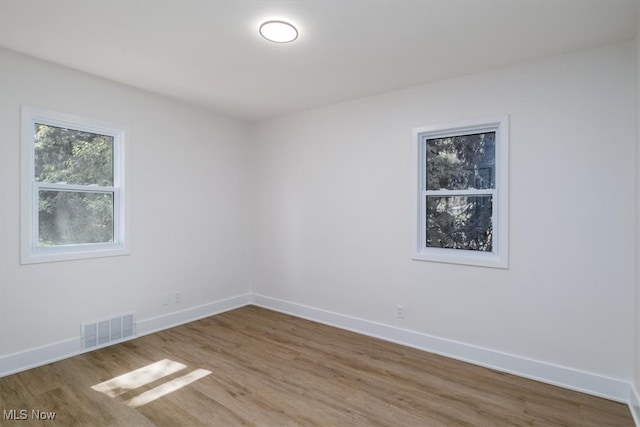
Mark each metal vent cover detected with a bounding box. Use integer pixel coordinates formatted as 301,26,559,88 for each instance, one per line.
81,313,135,350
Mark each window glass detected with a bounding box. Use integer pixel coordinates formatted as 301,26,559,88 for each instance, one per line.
426,195,493,251
38,190,114,246
35,123,114,186
426,132,495,191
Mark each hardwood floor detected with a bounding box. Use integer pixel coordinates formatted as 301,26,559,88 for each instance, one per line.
0,306,634,426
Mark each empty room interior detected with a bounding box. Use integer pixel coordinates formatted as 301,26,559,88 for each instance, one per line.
1,0,640,425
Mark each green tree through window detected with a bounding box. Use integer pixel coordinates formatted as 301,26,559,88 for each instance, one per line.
35,124,115,245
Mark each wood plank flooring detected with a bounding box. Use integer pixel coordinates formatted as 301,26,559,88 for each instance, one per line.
0,306,634,426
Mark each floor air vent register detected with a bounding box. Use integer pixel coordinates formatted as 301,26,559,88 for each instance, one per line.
81,313,135,350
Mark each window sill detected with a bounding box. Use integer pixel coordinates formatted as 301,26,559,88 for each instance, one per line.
412,247,508,269
21,245,130,265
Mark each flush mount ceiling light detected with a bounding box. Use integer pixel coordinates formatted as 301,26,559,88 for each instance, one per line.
259,20,298,43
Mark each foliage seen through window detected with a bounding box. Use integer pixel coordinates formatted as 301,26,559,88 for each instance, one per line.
35,124,115,246
425,132,495,252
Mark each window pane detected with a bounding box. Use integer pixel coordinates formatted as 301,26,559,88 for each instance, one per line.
38,190,114,246
426,195,492,251
426,132,495,190
35,123,114,186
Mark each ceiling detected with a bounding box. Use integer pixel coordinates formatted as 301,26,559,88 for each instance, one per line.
1,1,638,122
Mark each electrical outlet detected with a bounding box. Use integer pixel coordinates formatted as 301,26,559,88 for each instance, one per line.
396,304,405,319
175,291,182,304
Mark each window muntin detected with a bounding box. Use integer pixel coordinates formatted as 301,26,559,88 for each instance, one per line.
21,107,128,264
413,117,508,268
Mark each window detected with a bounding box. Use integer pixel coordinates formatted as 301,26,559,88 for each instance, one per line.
21,107,128,264
412,116,508,268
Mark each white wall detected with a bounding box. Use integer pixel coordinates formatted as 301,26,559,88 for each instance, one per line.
251,42,636,384
0,49,251,360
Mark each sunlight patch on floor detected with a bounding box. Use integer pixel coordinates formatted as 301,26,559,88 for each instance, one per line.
92,359,187,398
125,368,212,408
92,359,211,407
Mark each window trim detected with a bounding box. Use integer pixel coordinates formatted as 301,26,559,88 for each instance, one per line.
20,106,129,264
412,115,509,269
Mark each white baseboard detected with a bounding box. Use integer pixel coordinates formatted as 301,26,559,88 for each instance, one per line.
0,337,80,378
631,383,640,427
0,293,251,378
251,293,631,404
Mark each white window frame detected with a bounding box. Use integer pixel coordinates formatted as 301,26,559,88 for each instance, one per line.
412,115,509,269
20,106,129,264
